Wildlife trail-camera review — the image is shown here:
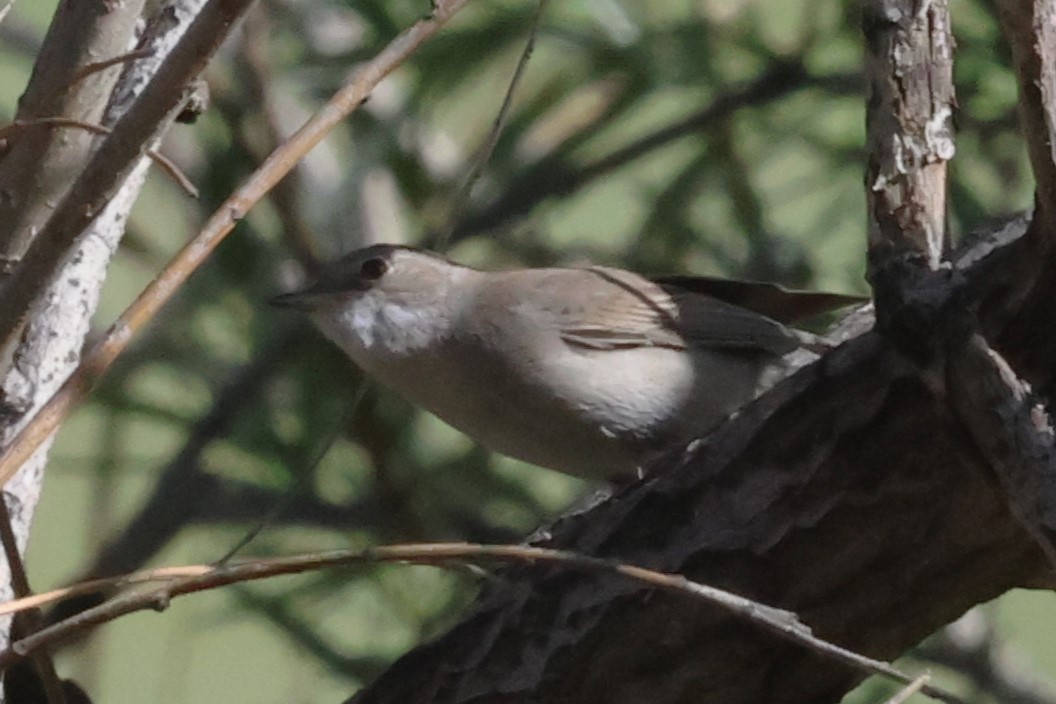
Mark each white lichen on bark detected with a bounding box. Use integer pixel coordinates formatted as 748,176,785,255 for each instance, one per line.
0,0,209,653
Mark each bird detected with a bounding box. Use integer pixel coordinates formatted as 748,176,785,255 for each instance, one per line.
272,244,863,481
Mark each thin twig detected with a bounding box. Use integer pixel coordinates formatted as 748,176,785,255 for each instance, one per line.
0,543,960,703
0,0,473,491
67,48,155,88
0,2,13,27
237,8,319,268
0,118,198,197
883,674,931,704
0,566,212,617
0,496,65,704
214,383,369,564
0,499,29,605
433,0,550,251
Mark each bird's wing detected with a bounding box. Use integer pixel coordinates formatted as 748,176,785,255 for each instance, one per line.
546,267,804,355
662,286,808,355
651,275,867,323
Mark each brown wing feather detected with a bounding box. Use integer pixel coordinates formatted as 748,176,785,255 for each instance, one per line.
652,274,867,323
544,267,803,356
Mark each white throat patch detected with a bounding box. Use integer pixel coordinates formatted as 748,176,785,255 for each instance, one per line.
326,291,449,356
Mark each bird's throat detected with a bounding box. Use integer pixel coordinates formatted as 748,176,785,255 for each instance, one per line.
323,293,452,358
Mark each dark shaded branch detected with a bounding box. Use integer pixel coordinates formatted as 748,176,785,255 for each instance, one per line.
946,333,1056,565
346,208,1056,702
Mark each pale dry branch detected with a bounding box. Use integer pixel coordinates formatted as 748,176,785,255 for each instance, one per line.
996,0,1056,235
883,675,931,704
0,0,146,268
0,117,198,196
0,543,959,703
434,0,550,251
863,0,955,269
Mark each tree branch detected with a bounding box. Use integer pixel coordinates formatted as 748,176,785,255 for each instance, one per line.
0,0,147,268
997,0,1056,236
0,543,962,703
863,0,955,270
0,0,257,371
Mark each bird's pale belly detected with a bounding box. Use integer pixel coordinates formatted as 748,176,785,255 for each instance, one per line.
357,343,769,481
362,349,638,478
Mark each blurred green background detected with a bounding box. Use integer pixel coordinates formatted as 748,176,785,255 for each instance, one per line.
1,0,1052,702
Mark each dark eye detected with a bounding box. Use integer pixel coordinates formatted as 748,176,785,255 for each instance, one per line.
359,257,388,280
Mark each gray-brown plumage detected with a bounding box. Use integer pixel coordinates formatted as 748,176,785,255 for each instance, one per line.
273,245,862,480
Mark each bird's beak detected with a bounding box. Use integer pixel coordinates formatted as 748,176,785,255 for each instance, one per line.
269,289,324,311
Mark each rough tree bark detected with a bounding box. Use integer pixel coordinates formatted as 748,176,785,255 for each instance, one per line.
347,2,1056,703
0,0,153,645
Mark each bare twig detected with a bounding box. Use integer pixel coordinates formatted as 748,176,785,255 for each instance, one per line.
883,674,931,704
0,497,63,704
0,543,960,703
0,3,13,27
996,0,1056,236
0,117,198,196
67,48,155,88
433,0,550,251
0,565,212,616
0,0,474,490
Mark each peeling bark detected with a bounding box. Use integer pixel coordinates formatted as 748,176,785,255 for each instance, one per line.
863,0,955,270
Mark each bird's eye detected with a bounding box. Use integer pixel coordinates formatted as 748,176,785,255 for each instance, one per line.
359,257,388,281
